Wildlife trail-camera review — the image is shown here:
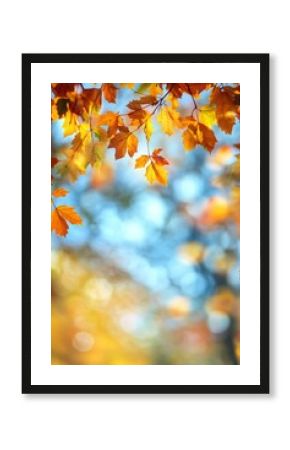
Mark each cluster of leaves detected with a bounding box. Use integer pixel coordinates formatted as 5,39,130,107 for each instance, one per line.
51,82,240,236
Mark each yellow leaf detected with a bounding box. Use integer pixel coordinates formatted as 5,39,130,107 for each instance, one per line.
79,122,90,140
198,106,217,128
144,116,153,141
135,155,149,168
150,84,163,96
157,106,179,135
63,110,79,137
145,162,168,186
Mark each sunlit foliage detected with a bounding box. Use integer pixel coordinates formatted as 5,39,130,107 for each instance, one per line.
51,83,240,236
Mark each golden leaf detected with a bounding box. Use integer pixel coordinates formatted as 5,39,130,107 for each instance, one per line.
198,106,217,128
145,162,168,186
63,110,79,137
144,117,153,141
135,155,150,168
157,106,179,135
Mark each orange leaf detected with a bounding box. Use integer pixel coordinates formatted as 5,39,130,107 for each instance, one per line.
82,87,102,111
127,99,142,110
127,134,138,157
56,205,82,224
93,111,120,137
129,108,147,126
138,95,157,105
109,132,138,159
210,86,239,134
187,83,211,96
198,123,217,151
52,187,69,198
51,208,69,236
152,148,170,166
167,83,188,98
182,121,217,152
135,155,150,168
109,132,128,159
102,83,117,103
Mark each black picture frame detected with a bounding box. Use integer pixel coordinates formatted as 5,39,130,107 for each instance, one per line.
22,53,269,394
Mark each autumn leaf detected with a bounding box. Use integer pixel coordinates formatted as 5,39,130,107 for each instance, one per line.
127,134,138,157
51,208,69,236
56,150,84,182
157,106,179,135
145,162,168,186
102,83,117,103
63,110,79,137
52,187,69,198
127,99,142,110
108,132,127,159
139,95,157,105
57,125,107,182
182,120,217,152
57,205,82,224
144,116,153,141
198,106,217,128
109,131,138,159
167,83,188,98
210,86,239,134
135,155,150,168
151,148,170,166
187,83,211,97
149,84,163,96
51,205,82,237
134,147,169,185
51,83,78,97
129,108,148,126
81,87,102,112
93,111,120,137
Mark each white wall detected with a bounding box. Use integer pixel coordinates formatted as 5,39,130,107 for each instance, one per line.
0,1,285,449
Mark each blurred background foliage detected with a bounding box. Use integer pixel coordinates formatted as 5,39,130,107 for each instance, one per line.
51,83,240,365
